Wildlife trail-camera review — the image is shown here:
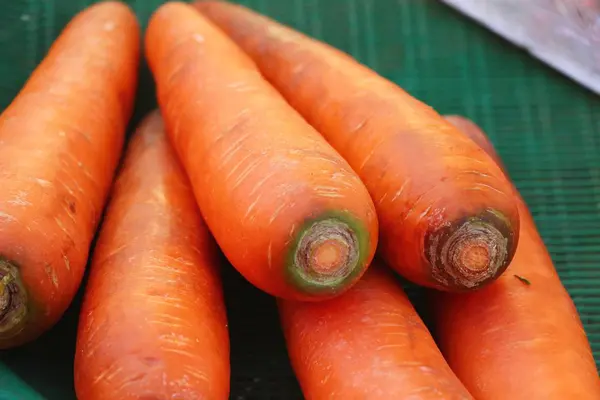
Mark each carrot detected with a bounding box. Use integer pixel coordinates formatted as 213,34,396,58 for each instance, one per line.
74,111,230,400
195,1,521,292
145,2,378,301
430,115,600,399
278,261,474,400
0,2,139,349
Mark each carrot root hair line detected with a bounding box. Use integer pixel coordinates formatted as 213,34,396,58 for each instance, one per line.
287,212,368,294
426,209,514,290
0,260,28,338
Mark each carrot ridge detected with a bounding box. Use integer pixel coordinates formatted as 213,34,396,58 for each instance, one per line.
0,260,28,339
426,208,514,290
286,211,368,295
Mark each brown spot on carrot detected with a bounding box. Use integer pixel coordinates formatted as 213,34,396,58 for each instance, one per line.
426,209,515,290
514,275,531,285
142,356,160,366
67,199,77,214
0,260,28,338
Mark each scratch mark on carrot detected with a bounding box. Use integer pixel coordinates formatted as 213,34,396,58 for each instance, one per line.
243,192,263,221
7,191,31,206
34,178,52,188
268,200,287,224
0,212,17,223
150,312,186,324
466,182,507,197
101,243,128,262
183,365,209,383
71,127,92,143
232,156,263,190
376,343,406,351
104,365,124,382
222,148,252,179
390,179,410,204
267,241,273,270
63,254,71,271
348,116,370,135
92,365,112,385
358,135,388,172
147,296,187,310
226,80,258,93
378,192,388,205
314,185,345,199
248,169,276,196
165,348,197,359
54,216,69,235
44,264,59,288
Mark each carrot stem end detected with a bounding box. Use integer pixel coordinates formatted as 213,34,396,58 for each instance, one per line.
426,209,515,290
286,211,370,296
0,260,28,339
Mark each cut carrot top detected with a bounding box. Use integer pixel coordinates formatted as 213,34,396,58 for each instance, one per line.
285,210,370,293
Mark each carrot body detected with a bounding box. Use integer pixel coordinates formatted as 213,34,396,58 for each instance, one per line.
75,111,230,400
278,262,474,400
0,2,139,348
145,3,378,301
196,1,520,292
431,115,600,399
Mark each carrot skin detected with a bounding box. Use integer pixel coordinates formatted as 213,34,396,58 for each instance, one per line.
0,1,139,348
75,111,230,400
278,261,474,400
195,1,520,292
432,116,600,399
145,2,378,301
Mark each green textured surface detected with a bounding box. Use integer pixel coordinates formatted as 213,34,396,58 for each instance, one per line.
0,0,599,399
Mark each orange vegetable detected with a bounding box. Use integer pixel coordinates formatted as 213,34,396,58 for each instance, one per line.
431,115,600,399
75,111,230,400
278,261,474,400
145,2,378,301
0,2,139,349
195,1,521,292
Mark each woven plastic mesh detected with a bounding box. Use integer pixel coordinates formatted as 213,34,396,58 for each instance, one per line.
0,0,599,399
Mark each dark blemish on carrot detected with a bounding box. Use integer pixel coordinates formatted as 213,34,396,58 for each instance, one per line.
142,356,160,366
514,274,531,285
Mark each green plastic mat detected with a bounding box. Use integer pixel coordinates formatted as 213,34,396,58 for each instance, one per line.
0,0,599,398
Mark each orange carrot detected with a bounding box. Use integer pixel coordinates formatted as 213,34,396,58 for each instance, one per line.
145,2,378,301
278,261,474,400
74,111,230,400
195,1,521,292
430,115,600,399
0,2,139,349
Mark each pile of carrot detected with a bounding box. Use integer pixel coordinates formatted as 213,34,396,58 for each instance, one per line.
0,1,597,399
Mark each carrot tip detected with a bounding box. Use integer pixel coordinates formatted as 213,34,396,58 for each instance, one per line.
286,211,370,295
0,260,28,339
426,209,515,290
